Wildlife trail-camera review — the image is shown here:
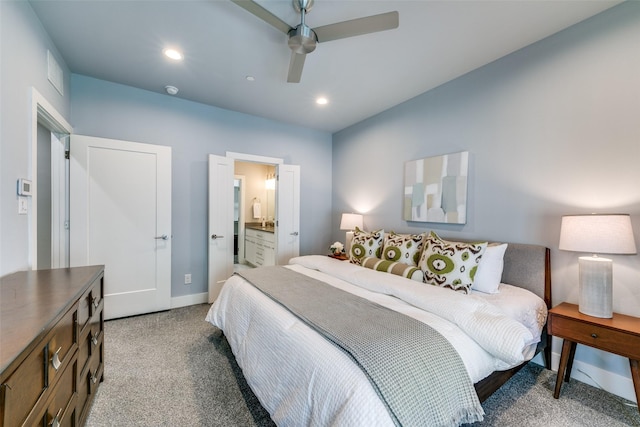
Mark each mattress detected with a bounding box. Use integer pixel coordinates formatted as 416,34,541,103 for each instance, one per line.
206,255,547,426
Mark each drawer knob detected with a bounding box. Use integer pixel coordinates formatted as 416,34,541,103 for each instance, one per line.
92,296,100,309
591,333,598,339
51,347,62,371
91,333,99,346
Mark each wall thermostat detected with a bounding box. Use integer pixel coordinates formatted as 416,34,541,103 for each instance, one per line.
17,179,32,196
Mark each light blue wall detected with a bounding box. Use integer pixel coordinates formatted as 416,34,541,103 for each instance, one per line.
333,2,640,392
70,75,332,298
0,0,71,275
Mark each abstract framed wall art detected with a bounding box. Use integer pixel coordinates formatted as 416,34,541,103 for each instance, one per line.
403,151,469,224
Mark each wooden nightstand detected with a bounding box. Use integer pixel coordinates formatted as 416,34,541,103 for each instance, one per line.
548,302,640,411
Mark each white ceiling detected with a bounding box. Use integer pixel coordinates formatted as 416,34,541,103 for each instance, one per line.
30,0,621,133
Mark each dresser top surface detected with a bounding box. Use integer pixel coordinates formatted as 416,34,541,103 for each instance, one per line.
0,265,104,375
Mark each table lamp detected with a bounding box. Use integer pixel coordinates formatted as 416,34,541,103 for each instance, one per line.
559,214,636,318
340,213,363,254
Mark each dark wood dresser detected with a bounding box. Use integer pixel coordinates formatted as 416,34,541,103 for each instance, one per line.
0,265,105,426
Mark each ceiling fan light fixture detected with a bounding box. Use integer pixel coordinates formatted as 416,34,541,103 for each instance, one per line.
288,25,317,55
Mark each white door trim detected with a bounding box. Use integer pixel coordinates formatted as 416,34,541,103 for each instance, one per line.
226,151,284,165
29,88,73,269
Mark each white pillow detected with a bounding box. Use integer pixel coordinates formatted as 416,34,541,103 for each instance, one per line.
472,243,508,294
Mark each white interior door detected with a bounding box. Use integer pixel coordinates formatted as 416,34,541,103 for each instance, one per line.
276,164,300,264
70,135,172,320
208,154,234,303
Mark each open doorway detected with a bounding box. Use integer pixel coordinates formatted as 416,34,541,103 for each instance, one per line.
36,126,69,269
234,161,276,270
30,88,73,270
208,152,299,303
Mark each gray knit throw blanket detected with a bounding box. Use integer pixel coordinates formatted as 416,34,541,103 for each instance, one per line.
237,266,484,427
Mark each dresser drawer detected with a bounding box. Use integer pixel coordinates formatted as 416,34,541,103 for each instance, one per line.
39,354,78,427
1,342,47,426
549,314,640,360
2,305,77,427
77,334,104,425
78,309,103,378
78,275,104,334
47,305,79,387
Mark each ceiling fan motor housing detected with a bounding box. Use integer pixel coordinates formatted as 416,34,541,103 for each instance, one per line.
293,0,314,14
288,24,317,54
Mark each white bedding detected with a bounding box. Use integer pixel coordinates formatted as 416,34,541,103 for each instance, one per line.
206,255,547,426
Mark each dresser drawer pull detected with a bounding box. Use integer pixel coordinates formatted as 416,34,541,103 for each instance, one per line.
91,332,99,346
591,333,598,338
91,369,99,384
49,408,62,427
92,296,100,309
51,347,62,371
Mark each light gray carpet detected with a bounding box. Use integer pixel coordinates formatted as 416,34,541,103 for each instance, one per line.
86,304,640,426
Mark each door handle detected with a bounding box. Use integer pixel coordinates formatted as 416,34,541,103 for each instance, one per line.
211,234,225,239
155,234,169,240
290,231,299,236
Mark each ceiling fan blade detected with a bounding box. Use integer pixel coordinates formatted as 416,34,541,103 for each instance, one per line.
313,11,399,43
231,0,292,35
287,52,306,83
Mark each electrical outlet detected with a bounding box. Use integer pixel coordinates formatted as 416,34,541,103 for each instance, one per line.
184,273,192,285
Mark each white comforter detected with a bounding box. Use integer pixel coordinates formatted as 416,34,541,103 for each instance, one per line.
206,255,547,426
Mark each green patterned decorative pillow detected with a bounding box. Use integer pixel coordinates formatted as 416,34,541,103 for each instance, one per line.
362,256,424,282
418,231,488,294
382,231,425,267
349,227,384,265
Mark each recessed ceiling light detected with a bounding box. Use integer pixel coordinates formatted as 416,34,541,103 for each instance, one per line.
316,97,328,105
163,48,183,61
246,75,255,81
165,85,179,95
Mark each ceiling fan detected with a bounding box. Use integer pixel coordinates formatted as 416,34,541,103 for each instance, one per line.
231,0,399,83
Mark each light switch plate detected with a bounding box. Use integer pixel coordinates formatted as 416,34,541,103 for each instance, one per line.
18,197,28,214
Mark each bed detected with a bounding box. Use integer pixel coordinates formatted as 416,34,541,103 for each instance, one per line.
206,234,551,426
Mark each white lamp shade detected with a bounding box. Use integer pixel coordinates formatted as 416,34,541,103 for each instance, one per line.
340,213,363,231
559,214,636,255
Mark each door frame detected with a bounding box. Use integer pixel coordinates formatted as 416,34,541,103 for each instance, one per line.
226,151,284,167
29,88,73,269
227,151,284,265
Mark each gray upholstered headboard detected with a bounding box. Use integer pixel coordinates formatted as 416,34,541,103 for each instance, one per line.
500,243,551,308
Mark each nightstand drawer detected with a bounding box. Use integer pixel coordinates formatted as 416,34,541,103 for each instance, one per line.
550,315,640,360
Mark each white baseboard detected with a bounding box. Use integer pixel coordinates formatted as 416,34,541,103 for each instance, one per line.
171,292,209,309
540,350,638,404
